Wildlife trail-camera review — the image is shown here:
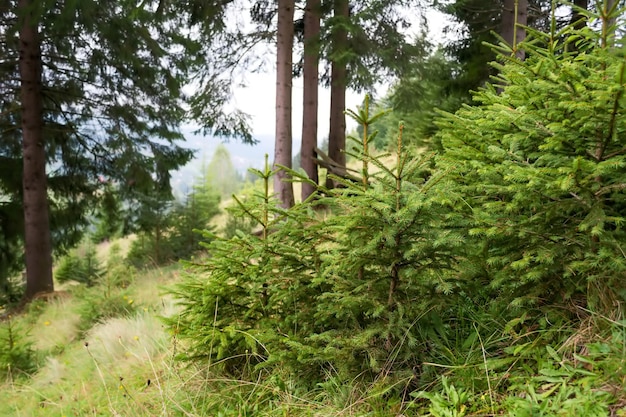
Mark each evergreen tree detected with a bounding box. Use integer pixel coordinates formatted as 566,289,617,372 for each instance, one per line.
437,2,626,311
203,144,241,198
169,185,220,260
91,183,124,243
1,1,252,299
168,100,464,385
363,42,466,151
439,0,567,94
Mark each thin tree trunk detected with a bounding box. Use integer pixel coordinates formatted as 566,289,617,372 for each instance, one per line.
570,0,588,29
501,0,528,60
18,0,54,299
603,0,617,47
274,0,295,209
567,0,588,53
301,0,320,201
325,0,348,190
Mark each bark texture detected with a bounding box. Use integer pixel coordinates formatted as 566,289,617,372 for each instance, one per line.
326,0,349,190
273,0,295,208
18,0,54,299
501,0,528,60
570,0,588,29
301,0,320,201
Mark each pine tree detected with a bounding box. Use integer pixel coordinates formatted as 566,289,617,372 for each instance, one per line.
168,100,464,385
168,156,324,377
203,144,242,198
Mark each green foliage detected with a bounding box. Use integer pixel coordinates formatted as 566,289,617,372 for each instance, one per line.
436,5,626,311
166,6,626,412
0,316,37,379
91,185,124,244
54,242,104,287
0,0,200,288
414,376,471,417
168,189,220,260
219,181,261,239
126,182,220,268
169,99,466,387
366,48,468,151
168,155,324,378
76,287,139,334
201,144,243,198
303,99,463,379
103,242,135,289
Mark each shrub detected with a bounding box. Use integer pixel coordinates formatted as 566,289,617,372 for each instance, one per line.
168,102,464,386
0,316,37,379
55,242,103,287
436,8,626,312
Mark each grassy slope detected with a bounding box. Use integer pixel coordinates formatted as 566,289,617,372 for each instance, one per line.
0,266,182,417
0,262,360,417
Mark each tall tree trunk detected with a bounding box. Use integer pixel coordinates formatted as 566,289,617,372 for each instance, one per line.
326,0,349,190
301,0,320,201
501,0,528,60
18,0,54,299
567,0,588,53
274,0,295,208
603,0,617,47
570,0,588,29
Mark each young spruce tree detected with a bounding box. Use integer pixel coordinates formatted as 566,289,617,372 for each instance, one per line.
437,3,626,312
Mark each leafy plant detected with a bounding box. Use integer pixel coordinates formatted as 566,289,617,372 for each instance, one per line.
414,376,471,417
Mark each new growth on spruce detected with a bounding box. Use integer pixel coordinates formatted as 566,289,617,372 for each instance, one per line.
169,99,464,386
436,3,626,311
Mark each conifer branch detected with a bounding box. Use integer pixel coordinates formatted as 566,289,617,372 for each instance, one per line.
603,59,626,161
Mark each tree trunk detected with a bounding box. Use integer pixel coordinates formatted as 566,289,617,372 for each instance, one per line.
570,0,588,29
274,0,295,209
18,0,54,299
567,0,588,53
300,0,320,201
325,0,349,190
501,0,528,60
603,0,617,47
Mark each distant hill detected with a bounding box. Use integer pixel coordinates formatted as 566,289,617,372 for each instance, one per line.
171,129,275,198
